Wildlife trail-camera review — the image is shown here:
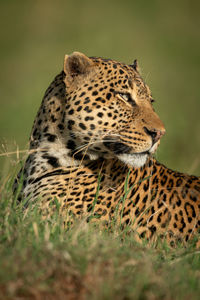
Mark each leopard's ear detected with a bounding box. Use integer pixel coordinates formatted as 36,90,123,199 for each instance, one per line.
130,59,139,72
64,52,94,85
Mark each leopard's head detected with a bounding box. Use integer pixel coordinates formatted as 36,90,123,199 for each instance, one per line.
63,52,165,167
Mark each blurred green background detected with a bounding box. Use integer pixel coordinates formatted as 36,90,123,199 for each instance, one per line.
0,0,200,179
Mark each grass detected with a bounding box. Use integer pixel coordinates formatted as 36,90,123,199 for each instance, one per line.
0,169,200,299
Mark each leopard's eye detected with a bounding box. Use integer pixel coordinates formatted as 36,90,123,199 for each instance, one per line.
117,93,136,106
119,93,129,102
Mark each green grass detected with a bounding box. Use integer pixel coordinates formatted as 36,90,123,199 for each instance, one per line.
0,171,200,299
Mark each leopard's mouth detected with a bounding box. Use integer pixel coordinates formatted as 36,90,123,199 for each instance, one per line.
134,150,150,156
103,139,155,156
102,136,158,154
93,137,159,167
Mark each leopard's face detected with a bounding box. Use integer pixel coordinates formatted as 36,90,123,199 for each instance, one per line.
63,52,165,167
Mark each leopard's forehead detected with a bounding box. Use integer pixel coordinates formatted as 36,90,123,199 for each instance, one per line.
90,56,136,77
87,56,152,100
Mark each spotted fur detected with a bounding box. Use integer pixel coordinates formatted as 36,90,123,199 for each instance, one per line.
14,52,200,246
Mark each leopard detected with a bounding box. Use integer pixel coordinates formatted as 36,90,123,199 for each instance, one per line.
13,52,200,246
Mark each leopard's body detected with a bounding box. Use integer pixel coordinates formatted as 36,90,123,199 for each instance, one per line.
14,52,200,245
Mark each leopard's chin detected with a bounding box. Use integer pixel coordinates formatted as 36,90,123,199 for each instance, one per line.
117,152,149,168
116,141,160,167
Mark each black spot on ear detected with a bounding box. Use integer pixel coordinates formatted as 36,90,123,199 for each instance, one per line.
130,59,139,72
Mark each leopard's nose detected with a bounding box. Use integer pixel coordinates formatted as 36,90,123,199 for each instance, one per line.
144,127,166,144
